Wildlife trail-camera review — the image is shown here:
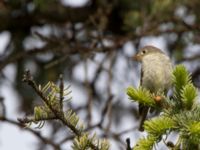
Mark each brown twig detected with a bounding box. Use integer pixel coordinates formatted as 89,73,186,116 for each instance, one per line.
0,117,61,150
84,58,93,127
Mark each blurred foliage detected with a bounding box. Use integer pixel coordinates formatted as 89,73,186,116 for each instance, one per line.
0,0,199,149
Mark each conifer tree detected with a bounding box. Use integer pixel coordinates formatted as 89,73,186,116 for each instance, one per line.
127,65,200,150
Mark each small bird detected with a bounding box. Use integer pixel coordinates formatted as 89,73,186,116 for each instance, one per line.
133,45,173,131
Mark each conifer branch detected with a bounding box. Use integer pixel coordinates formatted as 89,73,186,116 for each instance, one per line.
127,86,156,107
19,70,109,150
127,65,200,149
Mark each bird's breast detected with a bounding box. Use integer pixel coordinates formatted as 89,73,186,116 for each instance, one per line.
141,54,172,94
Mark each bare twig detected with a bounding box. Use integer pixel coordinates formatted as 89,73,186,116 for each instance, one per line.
0,117,61,150
126,138,132,150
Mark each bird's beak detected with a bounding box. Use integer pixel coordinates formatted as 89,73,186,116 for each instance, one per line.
132,53,141,61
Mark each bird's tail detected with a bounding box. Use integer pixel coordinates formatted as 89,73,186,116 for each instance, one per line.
139,104,149,131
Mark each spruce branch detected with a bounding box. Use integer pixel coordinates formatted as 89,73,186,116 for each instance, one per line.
180,83,198,110
133,115,175,150
72,133,109,150
144,115,175,137
134,136,156,150
127,65,200,149
21,70,81,135
127,86,156,107
187,122,200,144
172,65,192,99
19,70,109,150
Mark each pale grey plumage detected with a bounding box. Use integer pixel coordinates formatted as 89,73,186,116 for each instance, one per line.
133,45,173,131
141,47,172,94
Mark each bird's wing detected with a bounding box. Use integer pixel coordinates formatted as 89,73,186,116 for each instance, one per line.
138,67,149,131
139,68,148,115
140,66,144,86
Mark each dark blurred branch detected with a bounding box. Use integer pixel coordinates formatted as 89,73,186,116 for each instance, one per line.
0,97,5,117
192,67,200,88
99,95,114,126
0,45,50,71
0,117,60,150
84,59,93,127
181,55,200,62
0,3,95,32
105,52,117,132
126,138,132,150
0,37,123,71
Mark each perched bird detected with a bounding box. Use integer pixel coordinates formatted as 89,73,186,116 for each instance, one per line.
133,45,173,131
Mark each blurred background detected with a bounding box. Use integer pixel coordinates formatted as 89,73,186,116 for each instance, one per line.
0,0,200,150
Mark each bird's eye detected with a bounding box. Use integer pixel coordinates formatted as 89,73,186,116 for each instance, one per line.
141,50,146,55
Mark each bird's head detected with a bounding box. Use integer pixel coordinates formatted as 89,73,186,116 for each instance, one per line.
133,45,164,61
